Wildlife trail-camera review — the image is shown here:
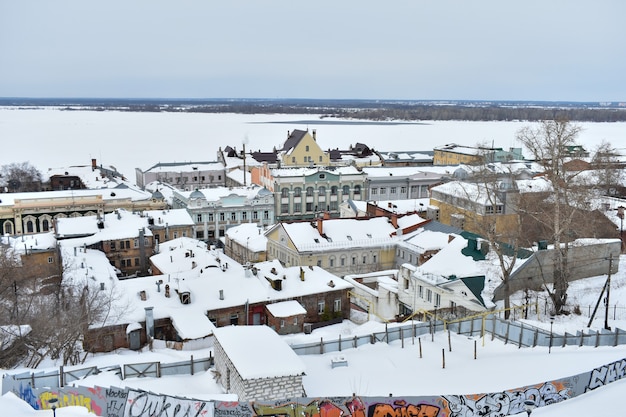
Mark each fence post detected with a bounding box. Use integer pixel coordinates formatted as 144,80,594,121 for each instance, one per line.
401,328,404,349
157,362,162,378
354,335,357,349
339,334,342,352
518,323,523,348
533,329,538,347
595,331,600,348
59,365,64,388
320,337,324,354
504,322,510,345
191,355,194,376
615,328,619,347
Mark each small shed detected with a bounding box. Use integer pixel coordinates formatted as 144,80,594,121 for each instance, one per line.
265,300,307,335
213,325,306,401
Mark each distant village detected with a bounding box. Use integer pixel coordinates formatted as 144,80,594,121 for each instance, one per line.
1,126,624,386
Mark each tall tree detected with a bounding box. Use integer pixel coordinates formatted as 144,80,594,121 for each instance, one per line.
516,119,585,315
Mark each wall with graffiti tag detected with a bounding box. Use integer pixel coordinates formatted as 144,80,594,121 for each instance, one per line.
4,357,625,417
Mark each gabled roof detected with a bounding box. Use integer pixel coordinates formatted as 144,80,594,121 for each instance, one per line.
281,129,308,152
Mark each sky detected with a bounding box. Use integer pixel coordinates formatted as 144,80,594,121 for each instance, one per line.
2,1,625,101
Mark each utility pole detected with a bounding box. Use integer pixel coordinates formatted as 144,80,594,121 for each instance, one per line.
587,254,613,329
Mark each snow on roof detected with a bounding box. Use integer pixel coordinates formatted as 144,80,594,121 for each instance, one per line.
361,166,440,178
225,223,267,252
431,181,503,205
377,151,433,162
143,208,195,226
225,168,252,186
142,161,225,173
271,166,361,177
3,232,57,254
265,300,306,317
55,209,153,243
0,187,153,208
213,325,305,379
415,236,482,280
280,217,400,252
516,177,554,193
402,229,455,253
371,199,430,214
176,185,268,202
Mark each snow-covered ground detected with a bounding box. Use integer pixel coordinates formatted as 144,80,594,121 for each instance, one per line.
3,280,626,417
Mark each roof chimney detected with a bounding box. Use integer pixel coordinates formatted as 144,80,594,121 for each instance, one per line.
317,217,324,235
312,129,317,141
91,158,97,171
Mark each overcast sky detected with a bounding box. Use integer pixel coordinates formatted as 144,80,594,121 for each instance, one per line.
2,1,624,101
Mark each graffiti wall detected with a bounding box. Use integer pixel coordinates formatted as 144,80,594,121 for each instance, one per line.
4,357,625,417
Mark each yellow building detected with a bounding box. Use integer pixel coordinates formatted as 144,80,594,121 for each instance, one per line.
279,129,330,167
429,181,520,239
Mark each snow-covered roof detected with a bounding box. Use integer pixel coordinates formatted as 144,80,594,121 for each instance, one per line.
271,166,361,177
142,161,225,173
431,181,504,205
0,187,153,207
213,325,305,379
2,232,57,254
55,209,153,243
414,236,483,282
266,300,307,317
176,185,269,202
225,223,268,252
401,229,455,254
278,217,400,252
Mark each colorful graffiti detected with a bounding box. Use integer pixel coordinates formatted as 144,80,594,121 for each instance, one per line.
3,357,625,417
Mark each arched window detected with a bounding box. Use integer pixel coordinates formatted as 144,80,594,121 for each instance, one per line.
26,220,34,233
318,186,326,195
281,188,289,198
42,219,50,232
4,221,13,235
354,185,361,195
306,187,314,197
331,186,338,195
342,185,350,195
294,187,302,197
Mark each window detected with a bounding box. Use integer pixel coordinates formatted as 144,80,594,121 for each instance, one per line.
319,173,325,179
319,156,323,162
419,285,423,298
380,187,386,194
330,201,338,210
196,214,202,222
342,185,350,195
42,219,50,232
334,299,341,312
294,187,302,197
306,202,313,212
125,240,131,249
281,188,289,198
390,187,397,194
110,241,116,250
318,186,326,195
306,187,314,197
280,319,285,328
292,156,296,163
230,212,236,221
435,293,441,306
134,258,140,266
404,278,409,290
351,256,356,265
340,257,345,266
230,314,239,325
305,145,310,151
372,254,377,263
426,289,432,302
401,186,407,194
371,188,378,195
242,211,248,220
362,255,367,264
219,213,225,221
253,211,258,220
329,257,335,267
26,221,34,233
48,256,54,264
281,204,289,213
208,213,214,222
294,317,298,325
317,260,322,267
354,185,361,195
134,239,139,248
263,210,269,220
294,203,302,212
317,300,325,314
331,186,338,195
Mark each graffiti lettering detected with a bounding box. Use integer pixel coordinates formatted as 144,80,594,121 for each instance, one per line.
587,359,626,391
40,390,102,415
18,383,40,410
368,400,440,417
125,390,211,417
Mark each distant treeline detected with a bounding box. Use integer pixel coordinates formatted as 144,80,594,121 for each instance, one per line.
3,98,626,122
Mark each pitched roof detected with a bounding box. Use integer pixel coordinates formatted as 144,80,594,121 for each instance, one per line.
281,129,308,152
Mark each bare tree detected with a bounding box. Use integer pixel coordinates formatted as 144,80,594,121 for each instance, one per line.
591,140,625,197
516,119,586,315
0,162,43,192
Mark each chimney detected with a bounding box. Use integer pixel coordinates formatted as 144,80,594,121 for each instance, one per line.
390,213,398,228
145,307,155,339
91,158,97,171
317,217,324,235
312,129,317,141
219,289,224,300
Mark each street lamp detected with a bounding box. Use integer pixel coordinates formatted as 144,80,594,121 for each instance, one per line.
48,398,59,417
549,316,555,354
523,399,535,416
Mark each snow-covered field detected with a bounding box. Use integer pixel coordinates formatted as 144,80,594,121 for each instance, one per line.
1,107,625,181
